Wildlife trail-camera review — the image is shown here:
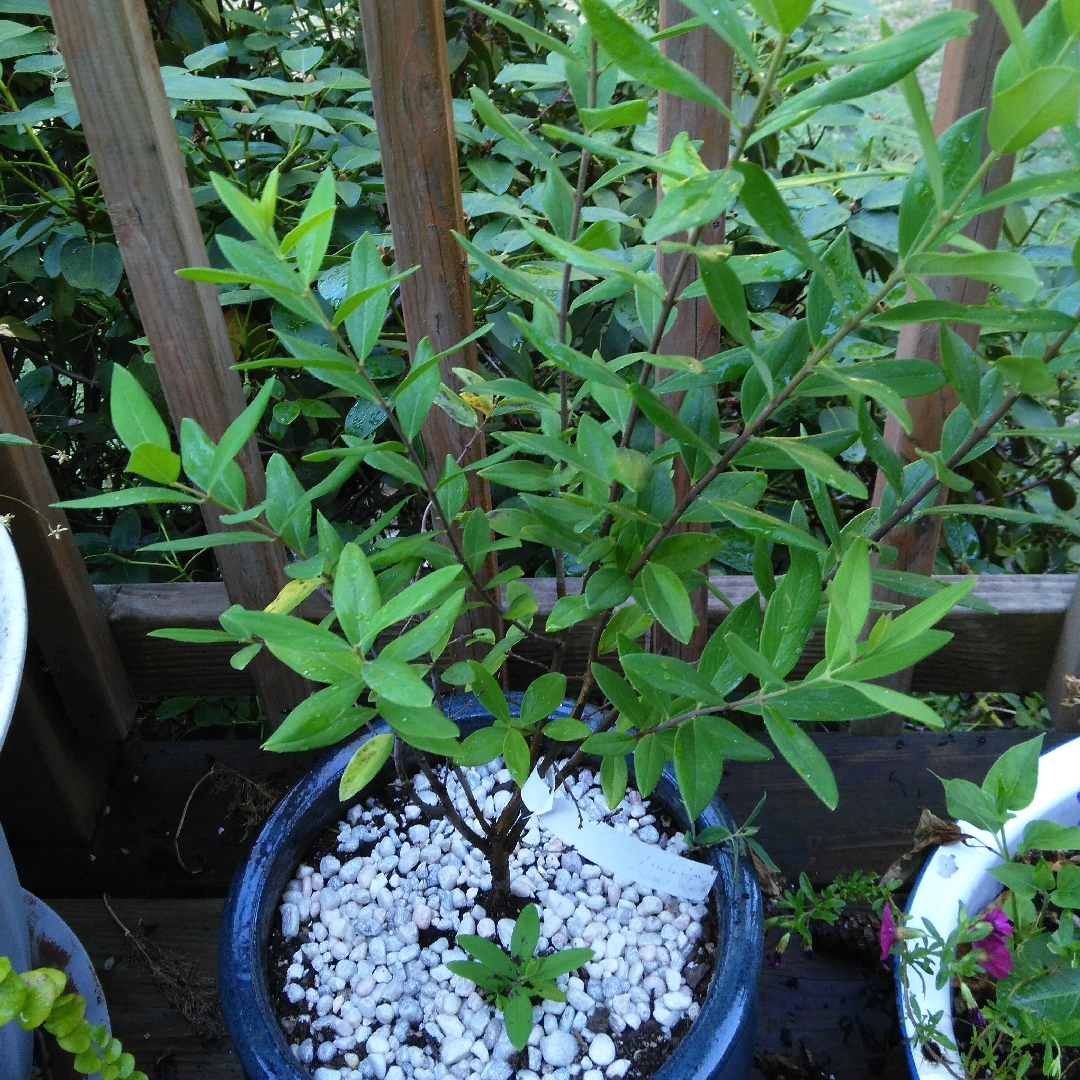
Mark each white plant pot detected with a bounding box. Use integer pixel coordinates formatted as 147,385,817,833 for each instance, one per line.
0,526,110,1080
899,736,1080,1079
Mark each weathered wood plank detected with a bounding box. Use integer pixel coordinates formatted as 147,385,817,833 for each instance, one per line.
0,353,134,742
46,898,242,1080
653,0,734,664
92,575,1076,699
49,0,308,726
358,0,500,653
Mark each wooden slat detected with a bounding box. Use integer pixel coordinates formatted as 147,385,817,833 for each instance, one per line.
49,0,308,726
46,898,242,1080
861,0,1044,733
653,0,734,663
0,354,134,742
91,574,1076,699
358,0,500,652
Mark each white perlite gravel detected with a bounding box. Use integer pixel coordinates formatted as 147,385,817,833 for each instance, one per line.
274,760,711,1080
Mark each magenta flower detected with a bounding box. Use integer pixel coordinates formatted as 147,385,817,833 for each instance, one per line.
975,909,1014,980
879,903,901,961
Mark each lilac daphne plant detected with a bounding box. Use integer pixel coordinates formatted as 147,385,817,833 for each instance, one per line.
49,0,1080,1041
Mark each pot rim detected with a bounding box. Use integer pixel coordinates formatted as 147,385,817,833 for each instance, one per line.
219,695,762,1080
898,735,1080,1080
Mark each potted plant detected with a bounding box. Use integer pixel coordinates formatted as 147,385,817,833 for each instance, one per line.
50,0,1080,1076
887,734,1080,1080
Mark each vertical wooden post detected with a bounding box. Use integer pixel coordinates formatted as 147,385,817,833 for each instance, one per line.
0,353,129,841
856,0,1043,734
48,0,308,724
359,0,500,643
0,354,134,742
653,1,734,661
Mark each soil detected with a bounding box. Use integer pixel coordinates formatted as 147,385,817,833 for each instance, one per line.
266,764,720,1080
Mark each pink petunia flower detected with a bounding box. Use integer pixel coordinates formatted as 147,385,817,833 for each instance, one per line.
974,908,1014,979
879,903,901,961
977,934,1014,979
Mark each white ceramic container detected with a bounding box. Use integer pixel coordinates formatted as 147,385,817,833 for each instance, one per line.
900,736,1080,1078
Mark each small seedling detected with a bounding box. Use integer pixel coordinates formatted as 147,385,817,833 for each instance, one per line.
446,904,594,1049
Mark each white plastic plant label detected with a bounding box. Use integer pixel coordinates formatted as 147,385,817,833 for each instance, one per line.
521,768,718,903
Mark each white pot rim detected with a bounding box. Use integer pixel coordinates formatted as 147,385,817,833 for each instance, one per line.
900,735,1080,1080
0,524,27,757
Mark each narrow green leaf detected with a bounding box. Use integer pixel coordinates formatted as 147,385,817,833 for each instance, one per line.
764,708,838,809
339,733,395,799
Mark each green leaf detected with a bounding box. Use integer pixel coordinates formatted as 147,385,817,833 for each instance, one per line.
460,934,518,977
290,169,336,283
531,948,595,980
697,249,753,348
210,170,275,249
263,681,367,752
601,752,628,809
763,709,838,809
345,233,390,362
644,169,743,244
502,989,535,1050
629,383,719,465
640,562,695,644
846,682,944,727
209,377,276,495
1052,863,1080,910
760,538,821,678
362,657,434,708
17,968,67,1030
460,0,581,63
761,436,867,499
110,365,170,453
228,610,363,683
621,653,726,705
394,338,442,441
502,728,531,786
380,589,465,664
593,663,649,725
581,99,649,131
339,733,395,799
674,716,725,821
510,903,541,961
983,735,1043,814
546,594,592,633
940,325,981,416
365,564,464,646
989,66,1080,153
60,240,124,295
943,776,1009,832
0,966,26,1026
705,499,827,552
53,487,195,510
1019,819,1080,856
585,566,635,612
907,250,1041,303
581,731,638,756
138,530,272,553
724,631,785,686
746,0,814,34
995,354,1057,395
634,730,674,798
825,538,870,666
545,718,591,741
581,0,734,120
125,443,181,485
732,162,837,301
334,542,380,647
520,672,567,726
455,726,506,767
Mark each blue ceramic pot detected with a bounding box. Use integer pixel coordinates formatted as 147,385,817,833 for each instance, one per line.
219,696,762,1080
